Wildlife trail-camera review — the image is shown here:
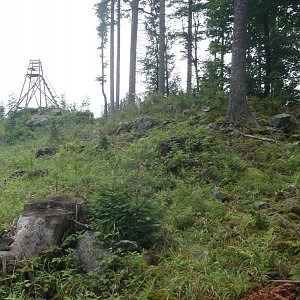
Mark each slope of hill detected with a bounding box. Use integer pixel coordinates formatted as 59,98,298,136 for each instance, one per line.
0,98,299,299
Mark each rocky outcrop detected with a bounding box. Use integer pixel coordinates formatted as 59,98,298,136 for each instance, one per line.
114,117,159,135
26,114,49,127
0,195,84,275
269,113,293,132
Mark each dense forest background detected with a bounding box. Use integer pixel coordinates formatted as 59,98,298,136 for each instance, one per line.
95,0,300,119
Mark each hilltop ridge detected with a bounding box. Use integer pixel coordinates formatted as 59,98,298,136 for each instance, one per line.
0,97,299,299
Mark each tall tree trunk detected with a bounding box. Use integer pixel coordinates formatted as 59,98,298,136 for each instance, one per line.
158,0,165,95
225,0,252,124
262,0,271,96
186,0,193,94
101,46,108,118
116,0,121,111
220,28,225,90
128,0,139,103
193,14,200,92
110,0,115,113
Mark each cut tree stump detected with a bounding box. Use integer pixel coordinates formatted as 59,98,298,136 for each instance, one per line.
0,195,85,275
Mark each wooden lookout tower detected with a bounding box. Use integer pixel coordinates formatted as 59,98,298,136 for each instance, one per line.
15,60,59,111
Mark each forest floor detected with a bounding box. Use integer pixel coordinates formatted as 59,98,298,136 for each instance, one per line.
240,283,300,300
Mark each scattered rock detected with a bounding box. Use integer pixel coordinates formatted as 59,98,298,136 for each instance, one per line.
36,147,56,158
10,170,26,178
182,109,191,115
114,117,158,135
133,117,158,133
269,113,292,131
274,213,300,237
26,114,49,127
193,250,209,262
29,169,46,177
281,200,295,207
227,129,241,137
286,184,297,192
213,187,230,203
245,191,252,197
205,123,219,130
76,231,111,273
201,106,211,112
254,201,271,209
142,251,161,266
112,240,139,252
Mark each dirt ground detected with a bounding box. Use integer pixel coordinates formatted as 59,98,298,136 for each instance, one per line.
240,283,300,300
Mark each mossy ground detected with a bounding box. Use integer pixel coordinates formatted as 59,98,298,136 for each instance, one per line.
0,98,299,299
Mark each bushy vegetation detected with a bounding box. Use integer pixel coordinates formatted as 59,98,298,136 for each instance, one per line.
0,98,299,299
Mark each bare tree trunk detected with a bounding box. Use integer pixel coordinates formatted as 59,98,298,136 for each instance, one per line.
128,0,139,103
158,0,165,95
225,0,252,124
186,0,193,94
262,1,271,96
116,0,121,111
193,14,200,92
101,46,108,118
110,0,115,113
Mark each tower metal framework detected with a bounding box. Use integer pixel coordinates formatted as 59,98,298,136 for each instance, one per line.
16,60,59,110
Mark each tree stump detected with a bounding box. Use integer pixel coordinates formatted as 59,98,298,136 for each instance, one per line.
0,195,85,275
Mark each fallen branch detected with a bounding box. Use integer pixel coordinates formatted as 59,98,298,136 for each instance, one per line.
269,279,300,284
73,219,90,230
241,132,278,144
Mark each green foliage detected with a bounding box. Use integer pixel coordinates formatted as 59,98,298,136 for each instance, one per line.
0,96,300,299
289,263,300,281
87,183,161,247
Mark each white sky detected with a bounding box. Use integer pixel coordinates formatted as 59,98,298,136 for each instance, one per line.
0,0,131,116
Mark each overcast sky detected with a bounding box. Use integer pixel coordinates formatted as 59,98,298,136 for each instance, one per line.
0,0,131,116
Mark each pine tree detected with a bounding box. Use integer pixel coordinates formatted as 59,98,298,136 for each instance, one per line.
225,0,252,123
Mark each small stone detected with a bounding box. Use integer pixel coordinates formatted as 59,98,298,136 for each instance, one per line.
193,250,209,262
36,147,56,158
112,240,139,251
10,170,26,178
77,231,111,273
254,201,271,209
206,123,218,130
281,200,295,207
286,184,297,192
227,129,241,137
213,187,230,203
202,107,210,112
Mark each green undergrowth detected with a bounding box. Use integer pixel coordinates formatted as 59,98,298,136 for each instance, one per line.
0,99,299,299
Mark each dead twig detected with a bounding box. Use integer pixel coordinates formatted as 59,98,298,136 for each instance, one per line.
240,131,278,143
73,219,90,230
269,279,300,284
